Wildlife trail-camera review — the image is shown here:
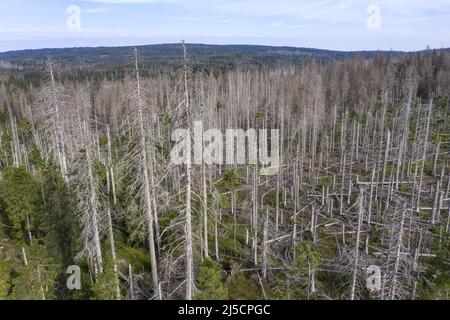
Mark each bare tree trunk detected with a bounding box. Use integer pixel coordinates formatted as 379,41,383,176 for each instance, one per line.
202,164,209,258
182,41,194,300
134,48,160,299
128,264,134,300
215,197,220,260
48,58,68,181
389,205,406,300
262,209,269,279
105,168,121,299
253,165,258,266
416,100,433,210
350,191,364,300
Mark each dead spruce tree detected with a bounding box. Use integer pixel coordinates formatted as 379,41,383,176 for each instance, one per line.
105,124,121,299
34,57,70,181
71,91,104,276
180,41,194,300
120,48,160,299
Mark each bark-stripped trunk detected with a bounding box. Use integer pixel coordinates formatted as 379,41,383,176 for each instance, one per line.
134,49,160,299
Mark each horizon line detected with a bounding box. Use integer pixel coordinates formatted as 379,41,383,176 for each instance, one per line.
1,42,449,55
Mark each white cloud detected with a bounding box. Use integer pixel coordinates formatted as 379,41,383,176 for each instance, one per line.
271,21,310,29
171,16,201,21
84,8,111,13
80,0,175,3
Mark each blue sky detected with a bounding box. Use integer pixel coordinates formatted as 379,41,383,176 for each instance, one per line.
0,0,449,52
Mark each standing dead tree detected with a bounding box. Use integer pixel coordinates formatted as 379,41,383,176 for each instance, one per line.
120,49,161,299
34,58,70,181
71,91,104,277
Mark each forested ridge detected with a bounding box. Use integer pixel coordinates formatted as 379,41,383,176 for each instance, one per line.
0,43,422,70
0,44,449,300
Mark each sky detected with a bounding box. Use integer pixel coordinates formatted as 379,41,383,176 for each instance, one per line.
0,0,449,52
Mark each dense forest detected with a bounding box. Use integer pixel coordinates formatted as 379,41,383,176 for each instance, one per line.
0,43,449,300
0,43,419,70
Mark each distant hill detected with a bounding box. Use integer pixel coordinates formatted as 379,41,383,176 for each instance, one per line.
0,43,448,70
